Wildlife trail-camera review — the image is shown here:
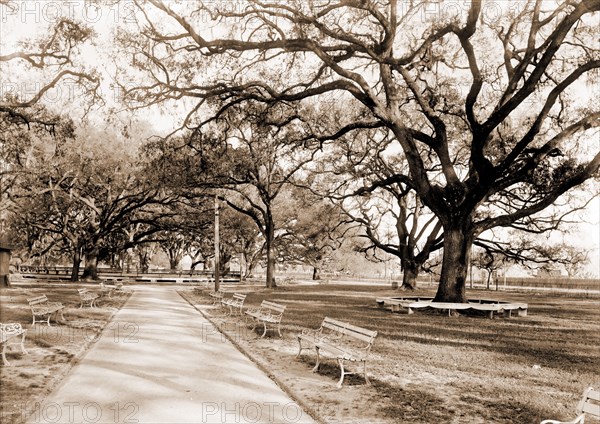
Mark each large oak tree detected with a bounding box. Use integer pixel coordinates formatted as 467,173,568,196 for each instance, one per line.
122,0,600,302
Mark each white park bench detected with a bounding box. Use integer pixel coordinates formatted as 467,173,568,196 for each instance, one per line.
221,293,246,316
541,386,600,424
27,295,66,326
77,288,99,308
0,323,28,366
245,300,286,337
297,316,378,388
208,290,225,306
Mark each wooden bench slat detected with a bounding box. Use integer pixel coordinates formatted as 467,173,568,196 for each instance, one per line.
585,388,600,402
577,387,600,419
581,401,600,416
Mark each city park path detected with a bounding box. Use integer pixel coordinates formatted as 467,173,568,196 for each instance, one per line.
28,286,315,424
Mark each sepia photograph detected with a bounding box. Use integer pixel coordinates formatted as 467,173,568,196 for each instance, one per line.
1,1,599,423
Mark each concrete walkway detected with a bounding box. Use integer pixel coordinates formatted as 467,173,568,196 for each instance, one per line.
28,287,315,424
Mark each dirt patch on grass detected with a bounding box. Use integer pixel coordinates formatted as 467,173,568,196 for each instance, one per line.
0,284,131,424
181,284,600,424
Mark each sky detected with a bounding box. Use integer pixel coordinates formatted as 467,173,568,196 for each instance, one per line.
1,0,599,277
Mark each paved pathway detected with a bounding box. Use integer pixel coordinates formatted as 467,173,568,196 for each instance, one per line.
28,287,315,424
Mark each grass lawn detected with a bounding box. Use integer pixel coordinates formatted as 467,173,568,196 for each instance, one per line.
181,283,600,424
0,284,131,424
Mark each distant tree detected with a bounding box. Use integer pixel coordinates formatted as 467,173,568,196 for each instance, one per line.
475,232,592,279
9,126,171,280
147,103,321,288
343,186,443,290
280,189,348,280
471,248,507,290
561,244,590,278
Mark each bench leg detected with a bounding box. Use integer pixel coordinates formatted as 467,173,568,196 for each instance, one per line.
248,318,257,332
336,358,346,388
312,347,321,372
363,360,370,385
261,321,268,338
2,344,9,366
277,322,282,337
19,332,28,355
296,339,304,358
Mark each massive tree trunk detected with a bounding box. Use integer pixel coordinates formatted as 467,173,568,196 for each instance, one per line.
400,261,418,290
82,248,99,280
312,266,320,280
434,227,473,303
70,248,81,282
169,254,179,271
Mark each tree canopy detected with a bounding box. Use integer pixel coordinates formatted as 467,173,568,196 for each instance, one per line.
117,0,599,301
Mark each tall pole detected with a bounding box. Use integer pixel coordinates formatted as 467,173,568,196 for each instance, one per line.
214,193,220,292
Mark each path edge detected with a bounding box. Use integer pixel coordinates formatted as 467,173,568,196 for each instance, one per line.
177,290,323,424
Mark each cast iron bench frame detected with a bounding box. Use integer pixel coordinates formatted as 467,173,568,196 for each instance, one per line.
27,295,65,326
77,288,99,308
245,300,286,337
297,316,377,388
0,323,28,366
221,293,247,316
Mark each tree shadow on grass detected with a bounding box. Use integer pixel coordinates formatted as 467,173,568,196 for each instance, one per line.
458,394,546,424
367,379,549,423
369,379,458,423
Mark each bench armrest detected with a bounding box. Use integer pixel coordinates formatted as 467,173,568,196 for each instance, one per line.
541,416,584,424
301,327,320,337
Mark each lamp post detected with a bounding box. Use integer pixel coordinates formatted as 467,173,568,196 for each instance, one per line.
214,192,220,292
